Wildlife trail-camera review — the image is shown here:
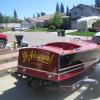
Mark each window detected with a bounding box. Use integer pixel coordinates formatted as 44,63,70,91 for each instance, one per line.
97,11,100,14
74,11,78,15
93,10,94,14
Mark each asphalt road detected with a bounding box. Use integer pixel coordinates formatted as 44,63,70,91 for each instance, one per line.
4,31,91,47
0,31,99,100
0,64,100,100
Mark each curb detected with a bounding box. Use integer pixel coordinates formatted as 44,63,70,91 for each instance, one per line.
0,48,19,77
0,61,18,77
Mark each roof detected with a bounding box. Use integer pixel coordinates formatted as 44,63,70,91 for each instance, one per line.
25,13,69,23
77,16,100,22
34,14,54,21
71,4,100,11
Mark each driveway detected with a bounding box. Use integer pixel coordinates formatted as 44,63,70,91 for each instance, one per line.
4,31,91,47
0,64,100,100
0,31,100,100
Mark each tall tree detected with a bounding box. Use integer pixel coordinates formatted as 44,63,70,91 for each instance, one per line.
56,2,60,13
60,3,64,13
0,12,4,23
95,0,100,7
14,9,18,20
41,12,46,16
37,13,40,17
33,14,35,18
66,6,69,15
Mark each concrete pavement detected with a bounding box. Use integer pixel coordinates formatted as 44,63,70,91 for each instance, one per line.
4,31,92,47
0,31,99,100
0,64,100,100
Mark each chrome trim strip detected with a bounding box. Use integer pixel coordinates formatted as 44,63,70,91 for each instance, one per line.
18,65,82,76
18,59,97,76
18,66,58,75
59,59,97,71
59,66,83,75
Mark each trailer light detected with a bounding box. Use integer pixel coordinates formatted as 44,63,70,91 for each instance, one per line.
18,74,21,77
76,84,80,88
22,75,27,79
72,85,76,90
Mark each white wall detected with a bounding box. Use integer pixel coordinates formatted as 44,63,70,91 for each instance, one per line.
0,23,20,28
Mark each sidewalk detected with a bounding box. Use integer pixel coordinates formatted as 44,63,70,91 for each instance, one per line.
65,29,77,33
0,49,18,77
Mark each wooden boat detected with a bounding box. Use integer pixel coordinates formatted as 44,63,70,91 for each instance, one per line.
12,39,100,91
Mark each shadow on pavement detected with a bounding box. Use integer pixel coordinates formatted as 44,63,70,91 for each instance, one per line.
0,65,100,100
0,80,68,100
74,65,100,100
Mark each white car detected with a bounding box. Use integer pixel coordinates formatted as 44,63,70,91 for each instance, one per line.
20,27,29,31
12,27,20,31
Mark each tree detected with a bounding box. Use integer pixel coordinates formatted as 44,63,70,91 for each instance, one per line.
48,13,63,29
60,3,64,13
3,16,11,28
95,0,100,7
66,6,69,15
37,13,40,17
41,12,46,16
14,9,18,22
56,2,60,13
0,12,4,23
33,14,35,18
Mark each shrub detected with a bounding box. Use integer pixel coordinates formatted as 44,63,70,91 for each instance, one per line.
0,26,4,29
88,27,100,32
48,13,63,29
49,25,56,30
87,27,98,32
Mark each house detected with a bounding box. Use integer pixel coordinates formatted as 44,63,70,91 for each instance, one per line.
77,16,100,31
70,4,100,29
21,14,69,29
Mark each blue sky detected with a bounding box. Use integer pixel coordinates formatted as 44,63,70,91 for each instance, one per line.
0,0,94,19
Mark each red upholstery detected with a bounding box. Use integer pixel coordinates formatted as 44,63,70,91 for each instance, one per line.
45,42,80,50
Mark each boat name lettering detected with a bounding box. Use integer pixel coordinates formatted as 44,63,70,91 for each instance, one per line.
22,50,54,64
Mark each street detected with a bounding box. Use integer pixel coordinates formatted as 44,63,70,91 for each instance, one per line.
0,31,100,100
4,31,90,46
0,64,100,100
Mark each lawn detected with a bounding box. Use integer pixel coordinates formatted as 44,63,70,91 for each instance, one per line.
26,28,58,32
0,28,11,32
66,31,96,37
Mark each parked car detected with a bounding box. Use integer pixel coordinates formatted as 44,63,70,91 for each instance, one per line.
20,27,29,31
0,33,8,49
12,27,20,31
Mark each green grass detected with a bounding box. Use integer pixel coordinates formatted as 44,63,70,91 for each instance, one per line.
0,28,11,32
66,31,96,37
26,28,58,32
26,28,48,32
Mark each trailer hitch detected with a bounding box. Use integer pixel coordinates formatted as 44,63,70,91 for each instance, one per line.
80,78,98,90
